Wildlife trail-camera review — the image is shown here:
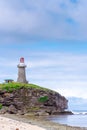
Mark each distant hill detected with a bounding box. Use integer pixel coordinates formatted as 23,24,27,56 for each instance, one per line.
67,97,87,111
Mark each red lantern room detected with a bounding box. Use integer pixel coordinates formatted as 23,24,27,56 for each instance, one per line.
20,57,24,63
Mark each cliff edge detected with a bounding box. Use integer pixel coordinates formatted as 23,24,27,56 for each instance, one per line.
0,83,68,115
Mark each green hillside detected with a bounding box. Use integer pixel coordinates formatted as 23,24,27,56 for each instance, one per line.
0,82,50,92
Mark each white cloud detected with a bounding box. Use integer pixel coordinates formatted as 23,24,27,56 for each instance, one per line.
0,58,17,67
25,52,87,98
0,0,87,41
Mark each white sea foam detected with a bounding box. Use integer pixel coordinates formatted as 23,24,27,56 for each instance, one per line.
72,110,87,115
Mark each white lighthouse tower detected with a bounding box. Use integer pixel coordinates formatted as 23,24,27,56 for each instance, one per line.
17,57,28,83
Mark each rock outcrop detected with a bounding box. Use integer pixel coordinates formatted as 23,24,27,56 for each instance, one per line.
0,86,68,115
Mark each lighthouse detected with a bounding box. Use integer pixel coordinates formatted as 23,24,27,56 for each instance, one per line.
17,57,28,83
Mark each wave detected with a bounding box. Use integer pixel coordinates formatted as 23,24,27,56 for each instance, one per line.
72,110,87,115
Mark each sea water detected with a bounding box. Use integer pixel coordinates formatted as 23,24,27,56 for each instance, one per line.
48,110,87,127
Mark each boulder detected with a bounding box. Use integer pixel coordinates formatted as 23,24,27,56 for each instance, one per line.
8,105,17,114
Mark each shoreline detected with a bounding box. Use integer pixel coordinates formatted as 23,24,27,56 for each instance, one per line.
1,114,87,130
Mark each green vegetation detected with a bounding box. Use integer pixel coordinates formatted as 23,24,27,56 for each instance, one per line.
0,82,50,92
0,103,3,110
38,96,48,103
0,83,22,92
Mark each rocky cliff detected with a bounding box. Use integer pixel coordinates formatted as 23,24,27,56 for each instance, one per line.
0,83,68,115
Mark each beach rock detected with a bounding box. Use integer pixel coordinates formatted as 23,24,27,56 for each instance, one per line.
52,111,73,115
60,111,73,115
35,111,49,116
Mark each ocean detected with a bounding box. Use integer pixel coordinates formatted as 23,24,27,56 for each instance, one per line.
48,110,87,128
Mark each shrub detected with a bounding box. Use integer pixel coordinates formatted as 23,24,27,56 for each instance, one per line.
38,96,48,103
0,104,3,109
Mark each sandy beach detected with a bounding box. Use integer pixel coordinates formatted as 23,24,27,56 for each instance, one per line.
0,115,46,130
1,114,87,130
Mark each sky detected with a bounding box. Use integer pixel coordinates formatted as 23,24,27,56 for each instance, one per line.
0,0,87,99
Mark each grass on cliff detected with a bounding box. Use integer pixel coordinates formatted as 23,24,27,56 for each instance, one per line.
0,82,51,92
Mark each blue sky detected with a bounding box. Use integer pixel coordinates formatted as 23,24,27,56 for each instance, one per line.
0,0,87,98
